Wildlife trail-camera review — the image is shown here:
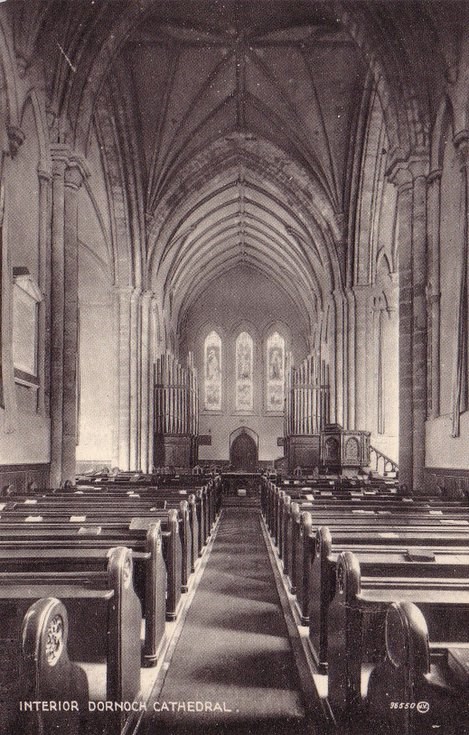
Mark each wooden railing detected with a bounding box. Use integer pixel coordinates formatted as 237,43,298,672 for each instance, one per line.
369,446,398,476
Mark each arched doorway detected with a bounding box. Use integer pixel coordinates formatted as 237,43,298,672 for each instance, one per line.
230,430,258,472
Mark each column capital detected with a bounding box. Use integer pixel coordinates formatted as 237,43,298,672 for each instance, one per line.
50,143,71,162
37,163,52,182
50,144,70,178
386,161,413,191
387,155,429,189
65,155,91,190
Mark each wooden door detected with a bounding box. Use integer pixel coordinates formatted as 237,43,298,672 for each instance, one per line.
230,432,258,471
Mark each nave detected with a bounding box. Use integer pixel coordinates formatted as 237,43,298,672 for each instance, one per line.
139,507,316,735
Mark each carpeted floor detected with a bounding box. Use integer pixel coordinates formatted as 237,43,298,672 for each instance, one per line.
140,508,314,735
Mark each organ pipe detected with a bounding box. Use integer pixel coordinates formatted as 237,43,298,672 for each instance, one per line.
154,352,199,438
284,353,330,438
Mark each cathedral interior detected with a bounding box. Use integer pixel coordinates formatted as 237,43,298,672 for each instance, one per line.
0,1,469,734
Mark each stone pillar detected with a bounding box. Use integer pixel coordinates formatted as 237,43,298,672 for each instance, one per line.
351,286,369,430
389,158,428,491
389,165,414,490
411,161,428,491
36,167,51,417
49,147,67,486
325,293,337,424
451,132,469,437
49,147,88,485
117,286,133,471
345,288,356,429
148,296,159,471
332,289,347,428
427,169,442,418
129,288,141,470
62,157,88,482
111,286,121,469
140,292,152,474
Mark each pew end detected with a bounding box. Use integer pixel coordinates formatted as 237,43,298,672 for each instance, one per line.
367,601,469,735
20,596,88,735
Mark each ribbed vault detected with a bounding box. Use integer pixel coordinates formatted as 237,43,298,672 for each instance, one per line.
18,0,461,340
148,134,343,330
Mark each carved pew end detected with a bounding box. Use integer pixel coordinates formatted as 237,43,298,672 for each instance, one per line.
21,597,88,735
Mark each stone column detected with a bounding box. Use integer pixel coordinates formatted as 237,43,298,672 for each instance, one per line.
410,160,428,491
332,289,347,428
427,168,442,418
325,293,336,424
62,156,88,482
451,132,469,437
49,147,89,485
140,292,152,473
388,165,414,490
351,286,369,430
388,158,428,491
129,288,141,470
148,296,159,471
37,166,52,418
345,288,356,429
49,147,68,486
117,286,133,471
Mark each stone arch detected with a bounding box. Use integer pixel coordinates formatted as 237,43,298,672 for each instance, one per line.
229,426,259,448
229,427,259,472
20,90,50,174
336,4,429,158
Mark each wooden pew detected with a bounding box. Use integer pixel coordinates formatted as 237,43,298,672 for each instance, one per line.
0,538,166,668
0,502,186,607
60,481,212,561
311,525,469,673
3,494,195,587
75,473,222,543
327,551,469,724
366,601,469,735
275,489,469,553
0,514,179,643
55,488,203,569
289,509,469,624
12,488,199,562
0,546,142,733
262,476,402,535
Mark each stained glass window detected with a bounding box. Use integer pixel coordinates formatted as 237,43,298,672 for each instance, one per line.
204,331,222,411
266,331,285,411
235,331,253,411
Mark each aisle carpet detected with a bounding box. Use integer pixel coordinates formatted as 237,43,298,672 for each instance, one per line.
140,508,314,735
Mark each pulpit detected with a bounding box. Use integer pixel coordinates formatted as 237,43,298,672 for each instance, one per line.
320,423,370,471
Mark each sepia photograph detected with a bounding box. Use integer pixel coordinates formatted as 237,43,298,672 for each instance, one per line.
0,0,468,733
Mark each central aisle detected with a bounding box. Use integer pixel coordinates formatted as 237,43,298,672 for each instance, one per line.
140,507,314,735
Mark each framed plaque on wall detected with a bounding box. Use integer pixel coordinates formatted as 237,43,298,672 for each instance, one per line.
12,269,42,386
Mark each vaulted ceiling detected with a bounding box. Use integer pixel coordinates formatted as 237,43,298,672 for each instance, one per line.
13,0,462,334
125,7,365,327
